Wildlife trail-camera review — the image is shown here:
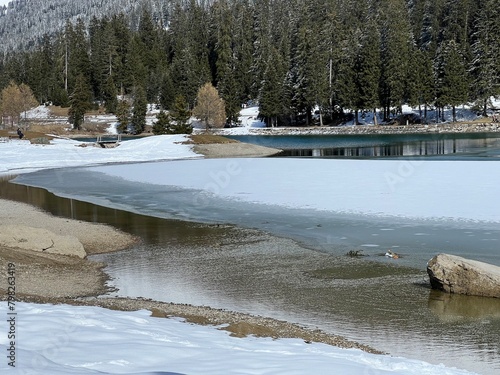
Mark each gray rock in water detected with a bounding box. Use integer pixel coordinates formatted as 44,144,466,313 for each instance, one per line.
427,253,500,298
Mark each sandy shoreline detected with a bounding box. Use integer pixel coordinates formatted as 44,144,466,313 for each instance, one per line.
0,184,377,353
193,142,282,158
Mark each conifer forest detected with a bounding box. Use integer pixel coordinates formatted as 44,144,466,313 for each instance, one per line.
0,0,499,127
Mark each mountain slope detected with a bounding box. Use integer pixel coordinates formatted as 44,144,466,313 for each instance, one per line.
0,0,167,53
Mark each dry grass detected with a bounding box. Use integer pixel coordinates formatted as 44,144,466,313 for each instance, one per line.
0,123,106,139
0,129,55,141
48,105,106,117
79,123,110,134
28,123,69,135
463,116,493,124
187,134,239,144
48,106,69,117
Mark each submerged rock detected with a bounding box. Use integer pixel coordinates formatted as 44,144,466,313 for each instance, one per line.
427,253,500,298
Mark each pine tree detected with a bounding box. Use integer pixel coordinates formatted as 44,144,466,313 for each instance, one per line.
213,0,241,125
126,35,148,91
138,7,166,104
152,97,193,135
169,1,212,107
66,19,92,96
152,110,172,135
159,68,175,110
137,8,158,71
378,0,413,120
440,0,471,47
322,0,345,122
260,46,285,127
28,35,57,104
131,85,147,134
232,0,254,105
470,0,500,115
103,75,118,113
290,1,327,125
89,16,118,103
355,13,381,124
435,40,469,122
51,31,70,107
68,74,92,130
250,0,272,100
110,13,132,95
334,34,357,119
416,0,443,53
411,49,435,122
170,95,192,134
115,99,131,133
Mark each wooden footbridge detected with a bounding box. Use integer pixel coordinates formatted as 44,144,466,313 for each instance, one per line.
95,134,122,148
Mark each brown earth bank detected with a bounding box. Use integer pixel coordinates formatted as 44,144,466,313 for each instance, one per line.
192,142,282,158
186,134,283,158
0,198,379,354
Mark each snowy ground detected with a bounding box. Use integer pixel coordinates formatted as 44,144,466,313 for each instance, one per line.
0,127,492,374
0,303,477,375
0,135,199,175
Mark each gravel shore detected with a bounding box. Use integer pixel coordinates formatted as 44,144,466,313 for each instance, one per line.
214,121,500,136
0,197,378,353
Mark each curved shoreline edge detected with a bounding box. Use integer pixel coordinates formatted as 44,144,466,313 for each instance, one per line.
0,199,379,354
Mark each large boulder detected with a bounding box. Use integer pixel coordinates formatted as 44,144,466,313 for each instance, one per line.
427,253,500,298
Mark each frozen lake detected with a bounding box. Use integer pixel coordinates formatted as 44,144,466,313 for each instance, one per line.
6,154,500,375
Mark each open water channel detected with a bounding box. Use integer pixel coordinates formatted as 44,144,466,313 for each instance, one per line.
3,132,500,374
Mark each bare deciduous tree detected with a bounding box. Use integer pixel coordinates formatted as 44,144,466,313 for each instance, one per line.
0,81,38,128
192,83,226,131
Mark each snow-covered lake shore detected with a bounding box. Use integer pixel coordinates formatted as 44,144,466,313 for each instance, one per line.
0,302,477,375
0,134,494,374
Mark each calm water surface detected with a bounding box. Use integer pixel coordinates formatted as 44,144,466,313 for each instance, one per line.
228,132,500,158
3,132,500,374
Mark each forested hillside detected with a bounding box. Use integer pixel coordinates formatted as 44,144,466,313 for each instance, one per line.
0,0,168,52
0,0,499,128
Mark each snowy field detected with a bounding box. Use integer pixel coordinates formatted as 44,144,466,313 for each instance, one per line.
0,127,494,374
0,135,199,175
0,303,478,375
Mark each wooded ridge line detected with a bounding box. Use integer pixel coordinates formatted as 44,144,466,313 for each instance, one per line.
1,0,499,129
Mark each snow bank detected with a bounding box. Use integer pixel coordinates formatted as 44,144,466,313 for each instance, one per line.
0,135,198,175
0,302,477,375
24,105,51,120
